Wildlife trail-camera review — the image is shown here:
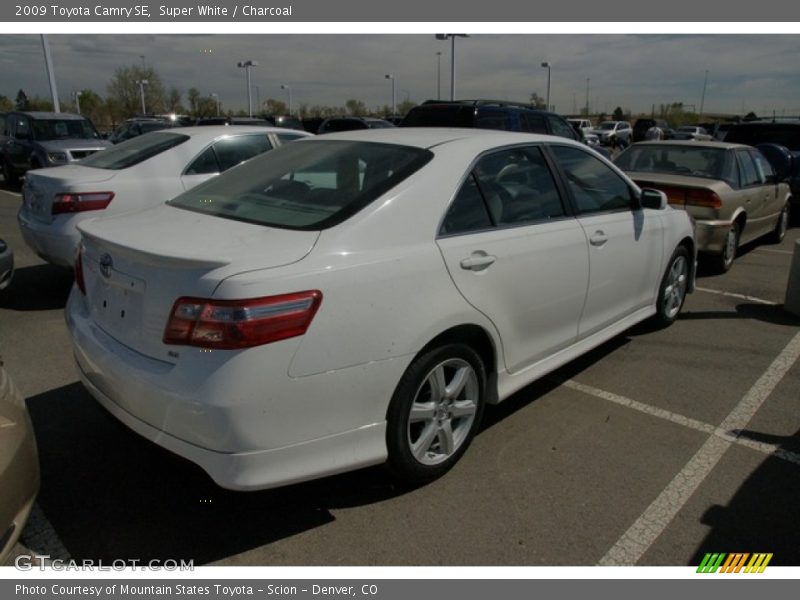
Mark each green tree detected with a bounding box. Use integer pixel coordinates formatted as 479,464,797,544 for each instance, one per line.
187,87,200,115
106,65,167,118
396,99,417,116
345,99,367,116
265,98,287,115
0,95,13,112
167,88,183,113
612,106,625,121
15,89,30,110
529,92,545,109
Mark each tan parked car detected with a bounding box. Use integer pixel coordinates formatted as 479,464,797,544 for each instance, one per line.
0,363,39,565
615,141,792,271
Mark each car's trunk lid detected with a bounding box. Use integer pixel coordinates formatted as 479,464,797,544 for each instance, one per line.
78,204,320,361
22,166,117,225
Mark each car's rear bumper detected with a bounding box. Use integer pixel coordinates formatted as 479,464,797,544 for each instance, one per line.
66,290,400,490
17,211,80,268
693,219,732,254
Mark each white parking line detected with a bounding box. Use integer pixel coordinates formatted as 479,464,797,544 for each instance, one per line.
754,248,794,256
695,286,776,305
596,329,800,566
563,379,800,466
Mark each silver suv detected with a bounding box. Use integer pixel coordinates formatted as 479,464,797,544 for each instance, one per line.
1,112,111,184
593,120,633,146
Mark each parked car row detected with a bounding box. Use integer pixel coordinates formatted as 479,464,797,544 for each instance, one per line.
1,101,795,502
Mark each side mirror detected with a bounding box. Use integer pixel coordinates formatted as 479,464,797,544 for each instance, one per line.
640,188,668,210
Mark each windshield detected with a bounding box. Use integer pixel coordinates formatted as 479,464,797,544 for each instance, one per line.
597,122,616,130
32,118,99,141
615,144,734,184
168,140,433,230
80,132,190,170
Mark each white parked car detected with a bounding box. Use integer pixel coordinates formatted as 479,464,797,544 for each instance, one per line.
671,126,714,141
18,126,311,267
66,129,696,491
593,121,633,145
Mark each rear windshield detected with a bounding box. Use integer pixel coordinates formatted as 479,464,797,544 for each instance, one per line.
725,124,800,151
80,132,190,170
168,140,433,230
402,105,475,128
615,144,734,184
32,118,99,141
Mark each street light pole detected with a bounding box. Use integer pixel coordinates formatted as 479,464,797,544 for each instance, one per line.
255,85,261,114
74,91,82,115
281,84,292,115
699,69,709,121
237,60,258,117
541,61,551,111
136,79,149,115
40,35,60,112
385,74,396,115
210,93,220,116
585,77,590,116
436,51,442,100
436,34,468,101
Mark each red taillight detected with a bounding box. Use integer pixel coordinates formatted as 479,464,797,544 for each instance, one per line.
74,247,86,295
52,192,114,215
163,291,323,349
685,188,722,208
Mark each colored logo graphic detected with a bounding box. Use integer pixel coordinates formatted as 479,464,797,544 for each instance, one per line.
697,553,773,573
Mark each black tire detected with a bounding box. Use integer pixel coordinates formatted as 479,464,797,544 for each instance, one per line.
770,203,789,244
714,222,740,273
2,159,18,185
386,343,486,486
653,246,690,327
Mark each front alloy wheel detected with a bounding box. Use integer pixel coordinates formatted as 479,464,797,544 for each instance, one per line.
387,344,486,485
770,204,789,244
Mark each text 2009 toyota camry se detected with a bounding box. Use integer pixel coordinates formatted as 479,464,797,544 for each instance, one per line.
66,128,696,490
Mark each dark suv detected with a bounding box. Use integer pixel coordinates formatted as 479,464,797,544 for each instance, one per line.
724,120,800,213
1,112,110,183
401,100,581,139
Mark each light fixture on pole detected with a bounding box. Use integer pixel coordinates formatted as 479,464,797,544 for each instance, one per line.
136,79,149,115
281,84,292,115
435,34,469,101
74,91,82,115
236,60,258,117
384,74,396,116
210,92,220,116
541,61,551,111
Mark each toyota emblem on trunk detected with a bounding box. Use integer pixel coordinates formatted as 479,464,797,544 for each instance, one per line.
99,253,113,278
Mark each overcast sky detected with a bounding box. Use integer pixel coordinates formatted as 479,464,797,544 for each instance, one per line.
2,34,799,117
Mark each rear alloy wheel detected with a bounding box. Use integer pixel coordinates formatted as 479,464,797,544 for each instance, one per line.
770,204,789,244
386,344,486,486
715,222,740,273
654,246,690,327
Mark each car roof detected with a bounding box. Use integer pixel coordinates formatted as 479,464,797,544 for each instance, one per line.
631,140,747,150
296,127,584,151
13,111,86,120
162,125,309,141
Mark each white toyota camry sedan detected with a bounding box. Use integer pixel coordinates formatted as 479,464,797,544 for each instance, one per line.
66,128,696,491
18,125,310,267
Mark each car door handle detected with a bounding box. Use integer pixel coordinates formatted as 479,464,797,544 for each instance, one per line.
589,231,608,246
460,253,496,271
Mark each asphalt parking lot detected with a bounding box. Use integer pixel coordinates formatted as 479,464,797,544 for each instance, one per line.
1,178,799,567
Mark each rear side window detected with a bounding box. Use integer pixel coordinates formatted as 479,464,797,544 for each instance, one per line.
551,145,633,215
521,113,547,134
440,146,565,235
401,105,475,127
276,132,307,144
476,110,512,131
737,150,763,187
213,135,273,171
81,132,189,170
169,140,433,230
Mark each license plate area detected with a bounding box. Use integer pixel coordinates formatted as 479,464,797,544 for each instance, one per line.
85,257,146,342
